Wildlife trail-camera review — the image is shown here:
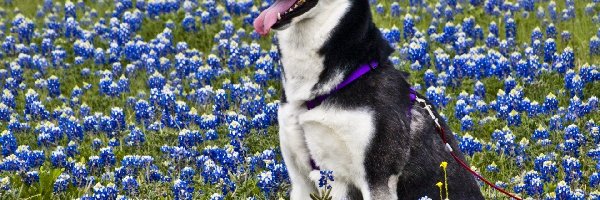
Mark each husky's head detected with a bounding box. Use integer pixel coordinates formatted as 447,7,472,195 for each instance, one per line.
253,0,345,35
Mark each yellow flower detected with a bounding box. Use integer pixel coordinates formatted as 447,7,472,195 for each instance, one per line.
440,161,448,169
436,182,443,200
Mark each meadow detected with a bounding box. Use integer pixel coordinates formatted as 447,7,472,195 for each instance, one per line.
0,0,599,199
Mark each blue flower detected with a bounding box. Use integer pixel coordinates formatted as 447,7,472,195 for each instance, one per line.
318,170,334,189
507,110,521,126
486,162,499,173
173,179,194,200
121,176,139,195
23,171,39,185
390,2,401,17
403,14,415,39
182,14,197,32
460,115,474,131
591,36,600,56
92,138,103,150
375,3,384,15
0,130,17,156
72,162,89,187
556,181,572,199
532,125,549,141
562,155,582,183
47,76,61,97
100,147,116,167
180,167,195,182
505,18,516,39
544,38,556,63
54,173,71,193
0,177,10,192
209,193,223,200
458,133,483,156
178,129,202,148
520,171,543,196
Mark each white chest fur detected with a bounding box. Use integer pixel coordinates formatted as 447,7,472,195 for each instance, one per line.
278,102,375,199
276,0,350,102
298,105,375,182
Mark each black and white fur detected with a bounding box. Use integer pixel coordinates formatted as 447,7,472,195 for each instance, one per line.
274,0,485,199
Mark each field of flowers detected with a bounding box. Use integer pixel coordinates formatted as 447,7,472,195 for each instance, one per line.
0,0,598,199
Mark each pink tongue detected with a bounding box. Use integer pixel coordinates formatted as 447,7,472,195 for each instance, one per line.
253,0,298,35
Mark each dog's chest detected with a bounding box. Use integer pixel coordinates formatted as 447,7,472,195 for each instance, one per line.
277,29,328,102
281,103,375,181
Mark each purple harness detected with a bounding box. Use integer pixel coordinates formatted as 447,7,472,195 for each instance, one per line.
306,61,379,110
306,61,417,110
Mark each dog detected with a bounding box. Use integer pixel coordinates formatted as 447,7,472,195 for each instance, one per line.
254,0,485,199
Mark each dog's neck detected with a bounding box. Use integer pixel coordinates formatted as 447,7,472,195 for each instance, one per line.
276,0,393,103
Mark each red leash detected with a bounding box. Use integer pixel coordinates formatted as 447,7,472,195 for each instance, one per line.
413,95,523,200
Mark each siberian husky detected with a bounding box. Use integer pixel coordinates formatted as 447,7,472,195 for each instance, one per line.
254,0,485,199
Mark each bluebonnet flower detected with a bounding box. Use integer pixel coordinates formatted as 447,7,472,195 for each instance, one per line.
461,115,474,131
209,193,223,200
549,114,563,131
556,180,572,199
488,21,499,36
54,173,70,193
562,155,582,183
23,171,39,185
486,33,499,48
180,166,195,182
522,171,543,196
591,36,600,56
390,2,401,17
403,14,415,39
121,176,139,195
125,127,146,146
72,162,89,187
591,172,600,188
544,38,556,63
178,129,202,148
257,171,276,196
173,179,194,200
200,159,225,185
0,177,10,192
505,18,516,39
99,147,116,167
458,133,483,156
543,93,558,113
491,127,516,156
47,76,60,97
92,138,103,150
561,31,571,43
1,130,18,156
507,110,521,126
317,170,334,189
532,125,550,141
568,75,584,97
205,129,218,141
375,3,384,15
486,162,499,173
0,154,27,172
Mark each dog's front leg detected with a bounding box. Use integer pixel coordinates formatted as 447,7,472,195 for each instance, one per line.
349,177,397,200
279,103,317,199
363,174,400,200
